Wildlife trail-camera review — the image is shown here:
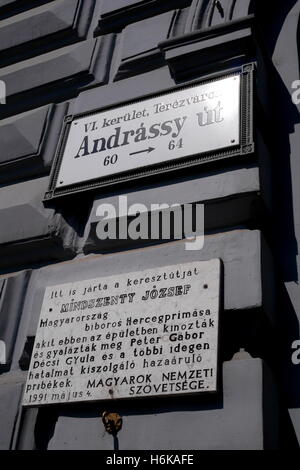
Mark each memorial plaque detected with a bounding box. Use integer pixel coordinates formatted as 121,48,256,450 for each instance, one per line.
45,66,254,200
23,259,221,406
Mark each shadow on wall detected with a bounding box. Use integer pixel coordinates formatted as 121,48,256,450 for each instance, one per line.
278,285,300,409
253,0,300,439
256,0,300,284
34,407,58,451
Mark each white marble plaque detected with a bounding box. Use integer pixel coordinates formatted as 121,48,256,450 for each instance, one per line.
23,259,221,406
55,76,240,188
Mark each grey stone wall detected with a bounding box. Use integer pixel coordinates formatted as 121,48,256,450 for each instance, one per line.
0,0,299,449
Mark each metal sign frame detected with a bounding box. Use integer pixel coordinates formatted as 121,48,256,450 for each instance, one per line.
44,64,254,201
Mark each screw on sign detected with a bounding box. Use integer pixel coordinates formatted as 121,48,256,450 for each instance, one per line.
102,411,123,435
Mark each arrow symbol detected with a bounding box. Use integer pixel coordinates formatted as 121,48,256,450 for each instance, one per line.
130,147,155,156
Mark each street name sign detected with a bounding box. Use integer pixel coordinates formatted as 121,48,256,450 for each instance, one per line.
45,66,254,200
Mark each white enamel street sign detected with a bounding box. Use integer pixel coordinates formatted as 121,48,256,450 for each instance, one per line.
55,76,240,189
23,259,221,406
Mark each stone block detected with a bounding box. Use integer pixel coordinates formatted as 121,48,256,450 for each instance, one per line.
0,103,67,183
123,13,175,58
0,373,25,450
84,164,261,253
71,67,174,117
0,271,30,371
160,21,255,81
115,11,175,80
0,35,114,118
0,1,57,19
95,0,191,35
186,0,252,32
0,0,95,65
0,176,76,269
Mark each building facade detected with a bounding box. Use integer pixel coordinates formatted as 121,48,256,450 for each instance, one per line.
0,0,300,450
